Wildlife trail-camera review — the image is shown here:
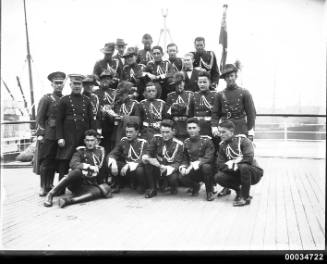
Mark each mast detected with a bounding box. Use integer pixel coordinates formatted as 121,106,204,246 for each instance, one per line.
23,0,36,125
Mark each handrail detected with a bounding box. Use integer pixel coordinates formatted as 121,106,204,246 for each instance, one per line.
0,114,326,125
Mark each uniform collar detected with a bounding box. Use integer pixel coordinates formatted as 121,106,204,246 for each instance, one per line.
226,84,238,90
190,135,201,142
53,91,62,97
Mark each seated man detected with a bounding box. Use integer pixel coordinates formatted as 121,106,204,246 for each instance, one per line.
141,119,184,198
107,122,148,194
44,129,112,208
179,118,216,201
214,120,264,206
166,72,194,141
139,82,168,141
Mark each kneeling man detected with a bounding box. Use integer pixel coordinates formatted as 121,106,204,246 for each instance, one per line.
214,120,263,206
179,118,215,201
107,121,148,194
141,119,183,198
44,129,111,208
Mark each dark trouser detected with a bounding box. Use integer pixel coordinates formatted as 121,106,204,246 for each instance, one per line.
39,139,58,190
112,162,146,190
214,164,263,199
100,118,115,154
50,169,109,205
180,164,214,193
144,164,179,190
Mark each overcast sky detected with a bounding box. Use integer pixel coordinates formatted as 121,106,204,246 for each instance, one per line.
1,0,326,117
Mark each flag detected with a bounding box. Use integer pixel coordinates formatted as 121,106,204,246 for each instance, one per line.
219,4,228,72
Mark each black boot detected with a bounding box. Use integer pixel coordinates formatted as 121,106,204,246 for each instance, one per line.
44,176,69,207
39,169,47,197
217,187,231,197
192,183,201,196
45,169,55,193
206,192,215,201
55,174,66,196
144,189,157,198
59,192,95,208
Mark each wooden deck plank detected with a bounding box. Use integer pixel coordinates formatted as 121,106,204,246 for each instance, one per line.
1,158,325,250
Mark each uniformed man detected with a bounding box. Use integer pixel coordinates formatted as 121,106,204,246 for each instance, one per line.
141,119,184,198
211,63,256,197
93,42,122,87
191,36,220,88
194,71,217,137
112,81,141,144
214,120,263,206
166,72,194,141
94,70,118,153
113,38,127,66
82,75,100,122
144,45,176,100
56,74,96,191
137,33,154,67
107,122,148,194
139,82,168,141
44,129,112,208
179,118,216,201
35,71,66,196
122,47,147,101
182,53,204,92
167,43,183,72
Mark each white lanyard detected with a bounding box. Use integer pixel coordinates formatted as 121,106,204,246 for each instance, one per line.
128,141,144,161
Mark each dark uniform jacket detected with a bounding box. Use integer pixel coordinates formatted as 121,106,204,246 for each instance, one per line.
169,57,183,72
56,93,96,160
122,63,147,98
36,92,62,140
194,90,216,136
82,91,100,122
145,60,175,84
145,134,184,171
69,145,105,184
217,135,262,172
191,50,220,84
182,135,215,167
166,90,194,139
139,99,168,126
211,85,256,135
109,137,148,164
182,69,201,92
93,58,123,81
94,87,117,121
137,48,154,67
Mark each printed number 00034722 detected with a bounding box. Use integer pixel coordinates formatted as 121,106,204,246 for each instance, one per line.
285,254,324,261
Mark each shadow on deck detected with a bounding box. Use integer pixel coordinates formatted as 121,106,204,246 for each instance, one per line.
0,157,325,251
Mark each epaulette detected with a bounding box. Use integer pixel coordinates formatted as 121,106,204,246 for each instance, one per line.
184,138,190,144
96,145,105,150
122,65,129,70
120,136,128,141
131,99,139,103
137,138,147,143
167,91,175,97
200,135,212,140
76,146,86,151
173,138,183,145
153,134,162,137
235,134,247,138
219,141,224,145
140,99,147,103
156,99,165,103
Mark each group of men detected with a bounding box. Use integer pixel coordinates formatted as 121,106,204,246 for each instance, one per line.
34,34,263,209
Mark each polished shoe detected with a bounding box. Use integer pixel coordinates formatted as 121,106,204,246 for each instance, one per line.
206,192,215,201
234,190,241,202
192,183,201,196
233,197,251,207
136,186,145,194
111,186,120,193
44,193,54,207
186,188,193,193
217,187,231,197
145,189,157,198
39,187,47,197
58,198,70,208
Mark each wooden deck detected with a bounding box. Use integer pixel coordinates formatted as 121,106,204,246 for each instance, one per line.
0,157,325,251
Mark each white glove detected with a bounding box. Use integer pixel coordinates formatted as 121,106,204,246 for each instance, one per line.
160,165,167,175
108,158,118,176
179,166,187,176
120,164,129,176
159,74,166,79
191,161,201,170
89,165,99,174
37,135,44,141
142,154,150,163
127,162,138,172
166,166,175,176
58,139,65,147
225,160,234,170
211,127,219,137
